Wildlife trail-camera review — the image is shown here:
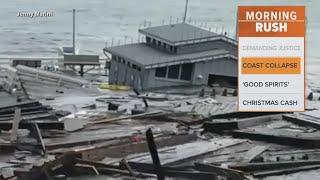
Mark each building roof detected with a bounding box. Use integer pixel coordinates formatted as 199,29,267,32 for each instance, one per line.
105,43,236,69
139,23,218,46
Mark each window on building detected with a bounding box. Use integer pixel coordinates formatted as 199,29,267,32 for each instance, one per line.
122,58,126,64
152,39,156,45
168,65,180,79
132,64,137,69
146,36,151,43
173,47,178,53
127,61,131,67
137,66,141,71
158,41,161,46
155,67,167,78
163,43,167,49
180,63,193,81
169,45,173,51
116,56,121,62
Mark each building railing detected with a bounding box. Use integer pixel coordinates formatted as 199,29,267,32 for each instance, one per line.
172,34,238,46
105,17,237,49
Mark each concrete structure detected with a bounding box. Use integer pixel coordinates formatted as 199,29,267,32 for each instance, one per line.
104,23,237,90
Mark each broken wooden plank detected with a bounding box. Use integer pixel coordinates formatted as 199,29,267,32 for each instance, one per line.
209,112,282,119
58,134,196,163
0,100,40,112
89,111,164,125
204,121,238,132
194,163,246,180
74,163,99,175
128,162,217,180
10,108,21,142
232,129,320,148
228,160,320,172
14,152,76,180
283,114,320,130
128,138,246,166
241,145,270,163
204,114,281,133
33,123,46,155
0,121,64,131
0,109,49,119
74,158,152,178
120,159,136,178
146,128,164,180
166,114,207,125
253,164,320,178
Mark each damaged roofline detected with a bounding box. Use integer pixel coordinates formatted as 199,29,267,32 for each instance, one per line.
138,29,238,46
104,47,237,69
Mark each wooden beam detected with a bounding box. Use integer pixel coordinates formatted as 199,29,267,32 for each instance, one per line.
120,159,136,178
34,123,46,156
146,128,165,180
194,163,245,180
232,130,320,148
89,111,163,125
253,164,320,178
241,145,270,163
128,162,217,180
10,108,21,142
204,114,281,133
283,114,320,130
229,160,320,172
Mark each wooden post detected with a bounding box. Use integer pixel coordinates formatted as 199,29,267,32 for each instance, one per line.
30,123,47,156
10,108,21,142
120,159,136,178
79,65,84,76
183,0,189,23
146,128,164,180
73,9,76,55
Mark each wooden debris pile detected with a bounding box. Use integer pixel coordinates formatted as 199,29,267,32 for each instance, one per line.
0,86,320,179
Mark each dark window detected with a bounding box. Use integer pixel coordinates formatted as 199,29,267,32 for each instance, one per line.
122,58,126,64
180,63,193,80
168,65,180,79
163,43,167,49
152,39,156,44
155,67,167,78
137,66,141,71
146,36,151,43
170,45,173,51
158,41,161,46
132,64,137,69
173,47,177,53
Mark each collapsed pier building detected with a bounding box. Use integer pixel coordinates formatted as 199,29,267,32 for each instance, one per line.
104,23,238,90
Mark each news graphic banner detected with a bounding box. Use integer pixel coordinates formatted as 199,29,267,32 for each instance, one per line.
237,6,305,111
